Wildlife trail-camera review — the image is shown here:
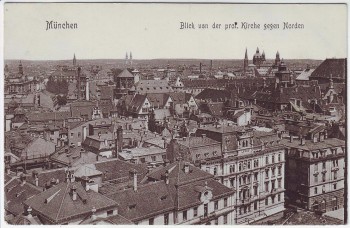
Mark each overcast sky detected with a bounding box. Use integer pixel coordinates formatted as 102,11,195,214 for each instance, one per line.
4,3,347,60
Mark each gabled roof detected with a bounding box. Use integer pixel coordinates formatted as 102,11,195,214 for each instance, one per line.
145,93,170,108
26,112,71,122
169,92,193,105
24,181,118,224
116,69,134,78
310,58,347,81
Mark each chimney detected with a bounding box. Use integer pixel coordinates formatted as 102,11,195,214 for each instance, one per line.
27,206,33,218
300,136,305,146
71,185,77,201
70,169,75,182
164,159,170,167
130,169,138,192
5,162,10,175
114,126,123,158
65,169,70,183
184,162,190,174
164,170,169,185
82,176,90,191
289,135,293,143
91,207,97,220
20,174,26,186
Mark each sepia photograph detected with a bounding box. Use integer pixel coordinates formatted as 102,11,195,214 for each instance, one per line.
1,1,348,226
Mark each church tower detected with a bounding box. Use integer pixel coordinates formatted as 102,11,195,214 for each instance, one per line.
73,53,77,66
243,48,248,74
262,50,266,61
275,51,281,66
18,61,23,75
130,52,133,66
125,52,129,66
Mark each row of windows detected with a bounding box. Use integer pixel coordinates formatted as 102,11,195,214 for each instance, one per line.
314,183,338,195
314,171,338,183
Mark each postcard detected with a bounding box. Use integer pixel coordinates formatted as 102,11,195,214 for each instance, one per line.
2,1,347,226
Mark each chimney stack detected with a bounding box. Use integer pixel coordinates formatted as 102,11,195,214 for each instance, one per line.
91,207,97,220
71,185,77,201
130,169,138,192
82,176,90,191
27,206,33,218
184,162,190,174
20,174,26,186
165,170,169,185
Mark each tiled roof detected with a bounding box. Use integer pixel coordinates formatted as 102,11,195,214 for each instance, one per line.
26,112,71,122
195,88,230,101
146,93,170,108
116,69,134,78
94,159,148,182
5,178,41,216
169,92,193,105
135,79,173,94
310,58,347,80
24,181,118,224
27,168,67,188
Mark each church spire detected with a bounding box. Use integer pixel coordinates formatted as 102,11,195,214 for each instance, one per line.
256,47,259,53
18,60,23,75
73,53,76,66
244,48,248,59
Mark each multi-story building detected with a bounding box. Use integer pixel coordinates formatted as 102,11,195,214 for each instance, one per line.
282,135,345,213
185,125,286,224
106,161,235,225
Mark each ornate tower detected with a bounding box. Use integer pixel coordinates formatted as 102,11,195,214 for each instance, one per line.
243,48,248,74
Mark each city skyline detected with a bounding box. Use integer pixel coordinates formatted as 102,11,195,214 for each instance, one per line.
4,3,347,60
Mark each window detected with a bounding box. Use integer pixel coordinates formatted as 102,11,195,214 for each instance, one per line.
247,161,251,169
183,210,187,221
254,172,258,181
272,155,275,163
229,165,235,173
149,218,154,225
214,201,219,210
334,171,338,180
164,213,169,225
70,133,74,137
272,167,276,177
265,169,269,179
278,166,282,176
314,187,318,194
322,173,326,182
193,207,198,217
78,132,81,137
265,182,269,192
265,198,268,206
215,218,219,225
314,163,318,172
223,214,228,224
271,196,275,204
333,183,337,190
151,156,156,162
224,198,228,207
254,159,259,168
204,204,208,217
266,156,269,164
239,163,242,171
278,179,282,188
278,154,281,162
254,186,258,196
278,194,281,202
213,167,218,176
107,210,113,216
230,178,235,187
271,180,275,190
322,162,326,169
140,158,146,163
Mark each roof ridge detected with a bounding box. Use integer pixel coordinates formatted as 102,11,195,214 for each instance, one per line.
55,182,70,221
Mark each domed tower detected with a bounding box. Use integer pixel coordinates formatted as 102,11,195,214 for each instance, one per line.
253,47,264,67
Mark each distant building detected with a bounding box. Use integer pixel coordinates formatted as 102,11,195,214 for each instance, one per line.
5,61,36,95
